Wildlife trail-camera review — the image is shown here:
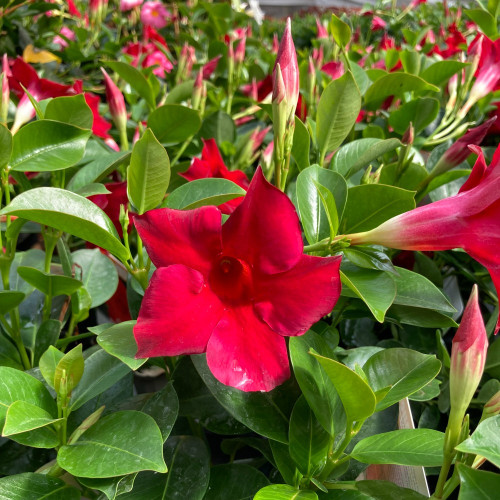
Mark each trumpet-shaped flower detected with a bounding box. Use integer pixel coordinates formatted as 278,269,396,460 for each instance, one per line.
133,168,342,391
349,144,500,332
140,0,170,29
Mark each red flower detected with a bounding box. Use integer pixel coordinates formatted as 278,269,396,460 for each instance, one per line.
180,138,249,214
371,16,387,31
89,182,129,236
350,144,500,332
133,168,342,391
321,61,344,80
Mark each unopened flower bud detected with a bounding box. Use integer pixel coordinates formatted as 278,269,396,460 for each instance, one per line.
234,35,246,66
480,390,500,422
101,68,127,134
402,123,414,146
192,68,204,111
1,54,9,124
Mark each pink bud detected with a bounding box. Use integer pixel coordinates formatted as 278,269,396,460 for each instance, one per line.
1,54,9,123
481,390,500,421
100,68,127,131
272,33,279,53
316,19,328,39
250,126,271,155
235,36,246,65
450,285,489,415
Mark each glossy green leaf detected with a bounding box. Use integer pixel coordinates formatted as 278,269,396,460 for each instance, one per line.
343,247,397,275
340,264,396,322
364,74,439,110
39,346,64,389
330,13,351,47
77,474,137,500
317,71,361,160
97,321,146,370
0,290,25,313
107,61,156,110
464,9,497,38
166,178,246,210
254,484,318,500
387,305,457,328
400,50,421,75
192,354,296,443
356,480,428,499
391,267,455,313
199,110,236,143
139,383,178,442
44,95,93,129
54,344,84,394
74,183,110,197
310,351,376,423
379,162,428,191
296,165,347,244
58,411,167,477
71,249,119,308
363,348,441,411
289,395,330,476
455,416,500,468
2,401,61,436
420,60,469,87
148,104,201,144
0,473,80,500
0,331,23,370
289,331,344,436
70,349,131,410
120,436,209,499
331,138,401,178
389,98,440,135
0,124,12,169
456,464,500,500
292,116,310,170
127,128,170,214
17,267,82,297
350,429,444,466
341,184,415,233
408,378,441,401
67,151,131,191
10,120,91,172
0,188,129,261
204,463,269,500
0,367,57,427
165,79,195,104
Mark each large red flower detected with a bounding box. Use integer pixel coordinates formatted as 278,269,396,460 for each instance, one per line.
180,138,249,214
350,144,500,332
133,168,342,391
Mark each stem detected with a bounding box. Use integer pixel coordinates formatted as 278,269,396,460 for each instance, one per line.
171,135,194,167
119,126,129,151
57,331,95,349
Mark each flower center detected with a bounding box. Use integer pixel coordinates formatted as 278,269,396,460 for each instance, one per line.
209,255,253,305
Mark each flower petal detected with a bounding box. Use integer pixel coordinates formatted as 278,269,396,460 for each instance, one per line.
134,206,222,275
206,305,290,392
222,167,303,274
254,254,342,336
134,265,223,357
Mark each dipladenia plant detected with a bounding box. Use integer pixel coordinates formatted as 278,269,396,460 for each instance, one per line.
0,1,498,499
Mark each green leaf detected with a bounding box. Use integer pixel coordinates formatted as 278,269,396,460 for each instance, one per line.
330,13,351,47
310,351,376,423
356,480,428,499
343,247,397,275
54,344,84,394
165,79,195,104
391,267,455,313
389,98,440,135
16,267,82,297
464,9,497,38
364,74,439,110
400,50,421,75
340,264,396,322
2,401,61,436
71,249,119,308
420,60,469,88
39,346,64,389
192,354,295,443
0,124,12,169
387,305,457,328
289,331,344,436
0,473,80,500
127,128,170,214
10,120,91,172
67,151,131,192
97,321,146,371
77,474,137,500
119,436,210,499
331,138,402,178
350,429,444,466
74,183,111,197
58,411,167,477
296,165,347,244
70,349,131,411
316,71,361,160
107,61,156,110
0,331,23,370
456,464,500,500
292,116,310,170
289,395,330,476
148,104,201,144
0,367,57,427
363,348,441,411
0,188,129,261
166,178,246,210
199,110,236,144
204,463,269,500
0,290,25,313
254,484,318,500
455,415,500,468
341,184,415,233
44,95,93,129
379,162,428,191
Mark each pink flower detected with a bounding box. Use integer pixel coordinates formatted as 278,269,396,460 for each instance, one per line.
321,61,344,80
120,0,143,11
349,144,500,332
202,55,221,79
371,16,387,31
316,19,328,39
180,139,249,214
133,168,342,391
53,26,76,49
140,1,170,29
143,49,173,78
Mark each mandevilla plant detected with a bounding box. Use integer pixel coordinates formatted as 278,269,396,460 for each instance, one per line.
0,0,499,499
